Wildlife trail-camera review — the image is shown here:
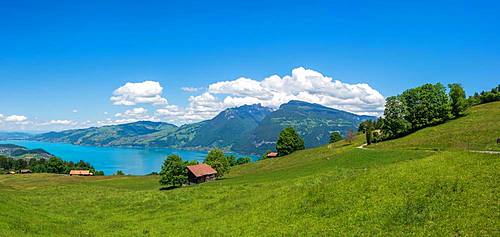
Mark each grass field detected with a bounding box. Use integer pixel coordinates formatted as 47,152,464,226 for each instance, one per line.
0,103,499,236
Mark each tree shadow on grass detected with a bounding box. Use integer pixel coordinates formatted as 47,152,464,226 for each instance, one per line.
159,186,180,191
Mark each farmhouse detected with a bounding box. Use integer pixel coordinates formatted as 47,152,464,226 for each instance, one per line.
69,170,93,176
267,152,278,158
186,164,217,184
20,169,32,174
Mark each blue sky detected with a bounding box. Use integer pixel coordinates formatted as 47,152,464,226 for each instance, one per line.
0,0,499,131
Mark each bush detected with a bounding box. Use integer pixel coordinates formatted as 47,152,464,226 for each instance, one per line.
329,131,342,143
448,83,467,117
115,170,125,176
236,157,251,165
204,149,230,178
159,154,187,187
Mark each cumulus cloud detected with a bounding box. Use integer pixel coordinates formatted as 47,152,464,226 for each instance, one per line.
205,67,385,115
154,67,385,124
111,81,168,106
72,109,78,113
5,115,28,122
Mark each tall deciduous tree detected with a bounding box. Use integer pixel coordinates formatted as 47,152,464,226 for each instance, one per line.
276,127,305,156
448,83,467,117
159,154,188,187
401,83,451,130
204,149,230,178
329,131,342,143
382,96,412,138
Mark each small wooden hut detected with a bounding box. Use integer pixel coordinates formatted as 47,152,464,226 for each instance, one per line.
186,164,217,184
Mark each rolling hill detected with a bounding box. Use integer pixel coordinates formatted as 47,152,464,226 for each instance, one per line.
370,101,500,151
33,121,178,147
0,144,54,159
0,102,498,236
33,101,374,154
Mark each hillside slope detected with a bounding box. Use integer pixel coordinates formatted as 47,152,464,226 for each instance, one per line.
251,100,374,153
33,121,178,147
1,109,498,236
371,101,500,151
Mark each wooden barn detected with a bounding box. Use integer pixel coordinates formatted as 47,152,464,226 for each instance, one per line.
266,152,278,158
186,164,217,184
20,169,32,174
69,170,93,176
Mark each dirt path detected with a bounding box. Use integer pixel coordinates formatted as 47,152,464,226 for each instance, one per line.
355,143,500,155
356,143,368,149
470,150,500,155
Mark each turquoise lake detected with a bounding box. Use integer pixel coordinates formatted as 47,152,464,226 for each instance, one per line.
0,140,254,175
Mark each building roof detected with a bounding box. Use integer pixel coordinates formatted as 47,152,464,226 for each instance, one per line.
187,164,217,177
267,152,278,157
70,170,91,175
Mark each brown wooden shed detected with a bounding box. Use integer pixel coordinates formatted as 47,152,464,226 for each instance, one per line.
186,164,217,184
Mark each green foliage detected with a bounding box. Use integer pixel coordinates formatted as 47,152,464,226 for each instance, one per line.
382,83,452,140
329,131,342,143
115,170,125,176
236,157,251,165
401,83,451,130
226,155,237,166
159,154,187,187
448,83,467,117
372,101,500,151
276,127,305,156
382,96,412,138
94,170,105,176
467,84,500,106
204,149,230,178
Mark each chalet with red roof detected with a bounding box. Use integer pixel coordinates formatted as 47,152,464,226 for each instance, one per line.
267,152,278,158
186,164,217,184
69,170,93,176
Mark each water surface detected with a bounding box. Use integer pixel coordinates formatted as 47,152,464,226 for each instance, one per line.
0,140,253,175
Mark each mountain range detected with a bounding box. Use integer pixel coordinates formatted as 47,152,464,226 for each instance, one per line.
30,100,375,154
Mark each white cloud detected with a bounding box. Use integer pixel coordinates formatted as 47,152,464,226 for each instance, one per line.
111,81,168,106
5,115,28,122
114,107,158,123
181,87,202,93
115,107,147,117
72,109,78,113
206,67,385,115
49,120,76,125
154,67,385,124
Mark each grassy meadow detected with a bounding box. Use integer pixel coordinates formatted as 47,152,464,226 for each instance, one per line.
0,103,499,236
370,101,500,151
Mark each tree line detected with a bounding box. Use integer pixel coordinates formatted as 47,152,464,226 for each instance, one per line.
0,155,104,175
358,83,499,144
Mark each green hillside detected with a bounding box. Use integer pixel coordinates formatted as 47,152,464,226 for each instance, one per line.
371,101,500,151
0,104,499,236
